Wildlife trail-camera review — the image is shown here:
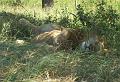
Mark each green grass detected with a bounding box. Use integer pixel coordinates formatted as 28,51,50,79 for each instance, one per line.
0,0,120,82
0,0,120,17
0,41,120,82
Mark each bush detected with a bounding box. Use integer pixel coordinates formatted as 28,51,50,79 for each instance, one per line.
76,0,119,50
0,11,43,41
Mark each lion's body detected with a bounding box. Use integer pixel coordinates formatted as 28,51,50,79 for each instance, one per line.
32,28,85,50
18,18,63,36
81,34,107,52
32,30,62,45
18,18,107,51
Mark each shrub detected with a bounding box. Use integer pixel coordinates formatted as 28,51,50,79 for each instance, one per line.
76,0,119,50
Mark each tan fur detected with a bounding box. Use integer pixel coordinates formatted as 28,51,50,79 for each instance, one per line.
59,28,85,50
83,35,108,52
18,18,85,50
32,28,85,50
18,18,63,36
89,35,108,52
97,36,108,52
32,30,62,45
56,28,85,50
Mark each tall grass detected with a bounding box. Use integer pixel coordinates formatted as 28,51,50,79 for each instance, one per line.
0,0,120,16
0,0,120,82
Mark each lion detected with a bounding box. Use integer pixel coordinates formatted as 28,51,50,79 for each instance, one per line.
56,28,85,50
18,18,86,51
32,28,85,51
81,33,108,52
18,18,63,36
32,30,62,45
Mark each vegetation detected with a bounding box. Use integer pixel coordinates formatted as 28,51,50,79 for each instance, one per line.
0,0,120,82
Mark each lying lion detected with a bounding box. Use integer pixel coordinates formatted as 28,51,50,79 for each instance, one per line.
32,28,85,50
18,18,85,50
81,32,108,52
18,18,63,36
18,18,107,52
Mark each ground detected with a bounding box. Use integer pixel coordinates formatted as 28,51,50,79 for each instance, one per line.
0,0,120,82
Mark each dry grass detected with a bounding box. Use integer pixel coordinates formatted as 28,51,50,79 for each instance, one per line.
23,75,76,82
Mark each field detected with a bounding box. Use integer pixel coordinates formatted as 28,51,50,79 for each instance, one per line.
0,0,120,82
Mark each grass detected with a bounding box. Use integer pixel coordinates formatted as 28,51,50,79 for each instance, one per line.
0,0,120,19
0,0,120,82
0,41,120,82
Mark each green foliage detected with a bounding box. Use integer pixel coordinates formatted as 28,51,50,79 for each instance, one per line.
0,11,43,41
76,0,119,32
76,0,120,50
0,0,13,5
0,0,120,82
75,53,120,82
